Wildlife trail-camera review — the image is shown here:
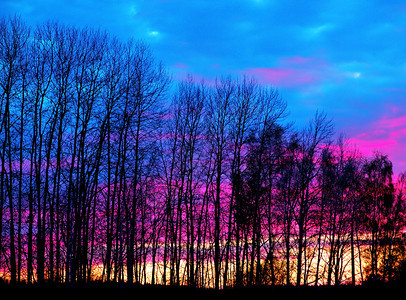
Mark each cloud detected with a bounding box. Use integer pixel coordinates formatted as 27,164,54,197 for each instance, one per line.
280,56,313,65
240,55,329,88
244,67,316,87
347,113,406,174
378,115,406,130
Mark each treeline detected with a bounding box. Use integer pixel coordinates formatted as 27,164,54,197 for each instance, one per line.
0,16,405,289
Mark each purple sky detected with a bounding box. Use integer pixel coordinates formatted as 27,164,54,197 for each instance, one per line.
1,0,406,174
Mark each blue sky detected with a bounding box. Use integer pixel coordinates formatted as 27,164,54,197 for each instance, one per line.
1,0,406,174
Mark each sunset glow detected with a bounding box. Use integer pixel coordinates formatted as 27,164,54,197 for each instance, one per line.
0,0,405,293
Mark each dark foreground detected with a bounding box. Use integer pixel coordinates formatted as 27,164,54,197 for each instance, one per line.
1,281,405,298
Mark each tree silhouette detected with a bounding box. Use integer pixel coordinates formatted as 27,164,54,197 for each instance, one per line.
0,16,405,289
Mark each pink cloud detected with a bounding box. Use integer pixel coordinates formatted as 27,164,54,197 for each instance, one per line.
249,67,292,83
173,62,189,70
279,56,312,65
242,55,329,88
348,135,396,156
378,115,406,129
245,67,317,87
347,114,406,175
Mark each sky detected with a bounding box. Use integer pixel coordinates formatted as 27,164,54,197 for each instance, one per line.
1,0,406,175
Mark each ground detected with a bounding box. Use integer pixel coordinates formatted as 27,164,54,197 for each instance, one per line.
1,280,405,299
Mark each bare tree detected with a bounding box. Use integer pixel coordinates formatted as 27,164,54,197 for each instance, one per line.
361,152,395,281
0,15,30,284
225,76,259,287
295,110,334,286
121,40,170,284
206,76,235,290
